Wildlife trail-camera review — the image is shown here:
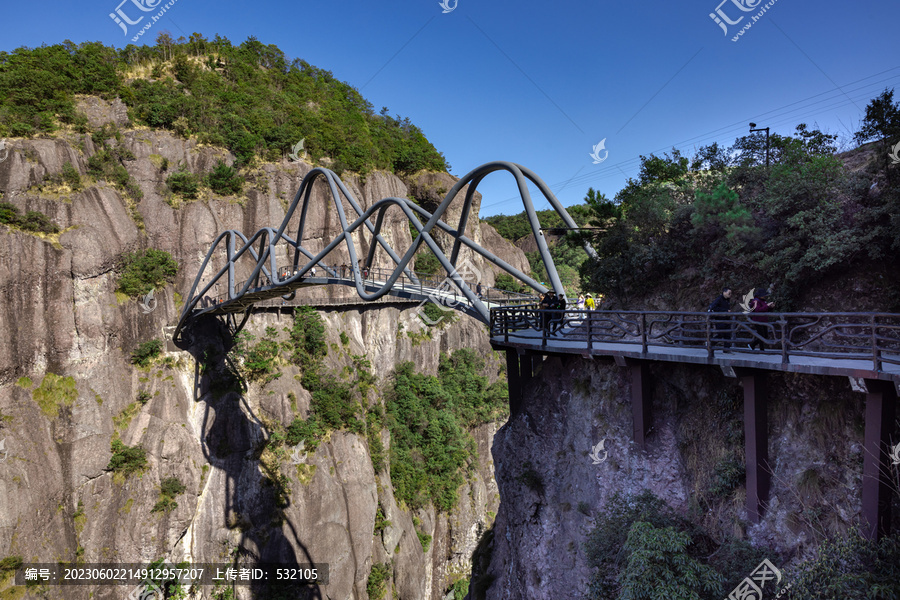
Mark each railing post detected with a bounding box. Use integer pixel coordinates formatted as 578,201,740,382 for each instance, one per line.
706,312,713,358
641,313,648,354
871,314,882,372
587,309,593,351
780,315,789,364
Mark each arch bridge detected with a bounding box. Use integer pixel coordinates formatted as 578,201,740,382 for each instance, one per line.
174,161,594,345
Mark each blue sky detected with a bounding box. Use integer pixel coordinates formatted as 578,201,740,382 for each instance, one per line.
2,0,899,216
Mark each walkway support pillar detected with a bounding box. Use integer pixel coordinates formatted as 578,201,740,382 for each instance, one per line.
740,371,770,523
861,378,898,540
506,351,540,418
626,361,653,448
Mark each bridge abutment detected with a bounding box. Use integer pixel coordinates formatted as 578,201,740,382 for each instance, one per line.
737,370,770,524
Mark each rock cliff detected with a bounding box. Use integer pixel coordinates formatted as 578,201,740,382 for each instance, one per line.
0,98,527,599
478,353,877,599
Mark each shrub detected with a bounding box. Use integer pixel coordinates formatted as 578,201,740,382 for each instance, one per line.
617,521,723,600
289,307,327,364
206,160,244,195
61,161,82,190
117,248,178,297
152,476,187,513
166,170,200,198
0,202,59,234
366,563,391,600
493,272,522,293
106,439,147,476
136,389,151,404
131,339,163,367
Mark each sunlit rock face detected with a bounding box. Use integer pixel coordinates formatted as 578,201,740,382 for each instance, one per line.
0,99,526,599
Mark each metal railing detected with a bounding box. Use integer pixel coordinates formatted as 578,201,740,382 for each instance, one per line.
198,263,537,310
490,308,900,372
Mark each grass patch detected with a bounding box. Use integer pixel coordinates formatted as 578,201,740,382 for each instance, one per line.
366,563,391,600
32,373,78,418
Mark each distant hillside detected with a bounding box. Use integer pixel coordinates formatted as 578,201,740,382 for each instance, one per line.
0,35,448,175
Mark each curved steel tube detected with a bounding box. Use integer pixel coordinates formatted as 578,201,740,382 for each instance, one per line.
174,162,595,345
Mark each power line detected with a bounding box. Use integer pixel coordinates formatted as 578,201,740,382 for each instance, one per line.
477,66,900,213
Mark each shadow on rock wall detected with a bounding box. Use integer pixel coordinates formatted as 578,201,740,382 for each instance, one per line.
182,314,322,600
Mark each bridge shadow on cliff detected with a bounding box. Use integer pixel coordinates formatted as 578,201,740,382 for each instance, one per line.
182,315,323,600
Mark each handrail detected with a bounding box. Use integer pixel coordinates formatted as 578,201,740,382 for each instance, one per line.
489,308,900,374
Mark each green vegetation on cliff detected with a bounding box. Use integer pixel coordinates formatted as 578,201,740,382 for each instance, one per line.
0,35,448,175
117,248,178,297
386,349,508,511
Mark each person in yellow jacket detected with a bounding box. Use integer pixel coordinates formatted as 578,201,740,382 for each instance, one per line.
585,294,595,310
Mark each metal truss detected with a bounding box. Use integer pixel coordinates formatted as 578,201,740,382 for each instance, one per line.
174,161,596,345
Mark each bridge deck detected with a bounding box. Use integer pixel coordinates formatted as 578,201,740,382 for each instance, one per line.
492,326,900,382
490,308,900,383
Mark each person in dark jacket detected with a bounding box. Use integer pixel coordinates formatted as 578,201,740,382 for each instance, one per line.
709,287,734,351
748,288,775,350
552,295,567,333
539,292,553,333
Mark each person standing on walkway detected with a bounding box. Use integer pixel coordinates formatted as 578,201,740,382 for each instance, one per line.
708,287,734,351
540,292,553,333
577,294,585,310
585,294,595,310
748,289,775,350
476,282,483,300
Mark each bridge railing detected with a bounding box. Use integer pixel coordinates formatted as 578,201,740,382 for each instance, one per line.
490,308,900,372
198,263,537,310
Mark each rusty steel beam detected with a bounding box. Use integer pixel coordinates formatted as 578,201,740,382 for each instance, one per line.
740,371,770,523
861,378,898,540
629,363,653,448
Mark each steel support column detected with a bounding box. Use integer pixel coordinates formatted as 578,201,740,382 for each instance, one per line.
741,372,769,523
862,378,898,540
629,363,653,448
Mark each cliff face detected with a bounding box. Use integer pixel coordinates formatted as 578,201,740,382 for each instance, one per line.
481,354,872,599
0,100,526,599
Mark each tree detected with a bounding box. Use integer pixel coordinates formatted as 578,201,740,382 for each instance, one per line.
854,88,900,182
